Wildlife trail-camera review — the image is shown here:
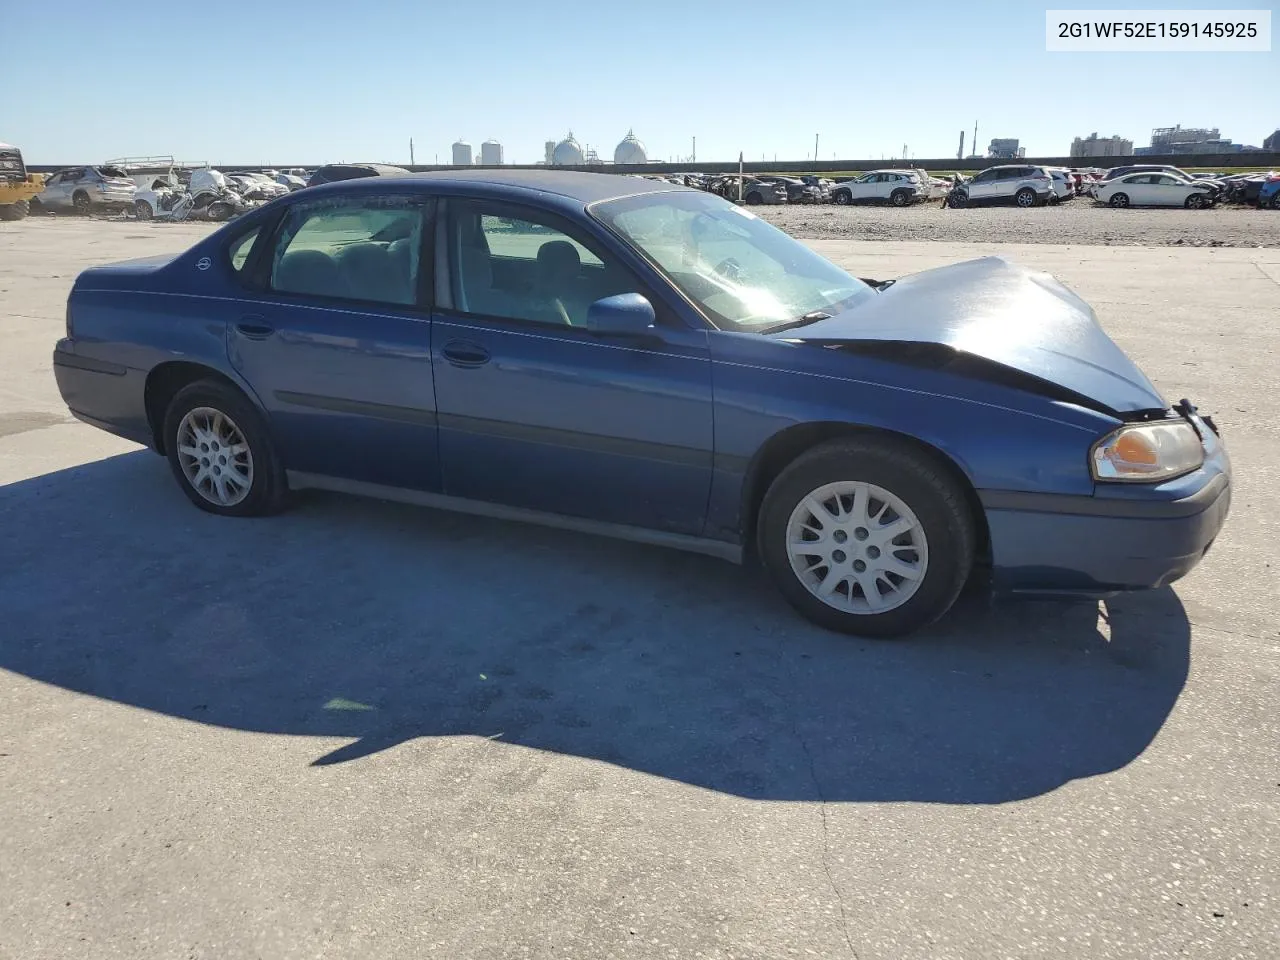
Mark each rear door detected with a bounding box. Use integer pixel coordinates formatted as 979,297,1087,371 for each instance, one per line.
226,193,442,491
430,197,714,535
1151,174,1188,206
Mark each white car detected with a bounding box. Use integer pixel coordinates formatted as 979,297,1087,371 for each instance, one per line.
1095,173,1218,209
954,164,1055,208
1046,168,1075,202
829,170,925,206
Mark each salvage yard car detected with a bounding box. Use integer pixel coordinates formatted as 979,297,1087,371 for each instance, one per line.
31,165,136,214
830,170,925,206
1094,172,1218,208
52,171,1231,637
949,164,1056,208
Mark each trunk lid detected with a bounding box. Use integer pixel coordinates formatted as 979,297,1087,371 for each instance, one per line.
773,256,1166,414
74,254,179,290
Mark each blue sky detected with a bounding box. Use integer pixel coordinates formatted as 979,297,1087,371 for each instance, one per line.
4,0,1275,165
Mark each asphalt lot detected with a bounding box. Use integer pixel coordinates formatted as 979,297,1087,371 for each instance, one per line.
1,218,1278,960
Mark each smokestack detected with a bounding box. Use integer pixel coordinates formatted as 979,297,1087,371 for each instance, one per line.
958,131,965,161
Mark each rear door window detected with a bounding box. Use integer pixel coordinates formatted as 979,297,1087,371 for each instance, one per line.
268,196,427,307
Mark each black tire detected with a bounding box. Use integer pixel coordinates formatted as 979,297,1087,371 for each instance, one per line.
207,201,234,221
1109,192,1129,208
833,190,851,205
162,379,287,517
1184,194,1205,209
1271,195,1280,210
0,200,29,221
890,190,910,207
135,199,153,219
757,437,976,638
1014,188,1037,208
28,196,43,214
744,192,762,206
72,191,92,215
946,193,967,209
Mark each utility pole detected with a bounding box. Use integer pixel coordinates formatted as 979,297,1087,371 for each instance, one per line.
814,133,819,164
409,138,415,166
973,120,979,159
692,136,696,163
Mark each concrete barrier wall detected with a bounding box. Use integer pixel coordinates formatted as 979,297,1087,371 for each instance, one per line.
30,153,1280,176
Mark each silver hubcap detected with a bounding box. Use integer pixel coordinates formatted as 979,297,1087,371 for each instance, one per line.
786,481,929,614
176,407,253,507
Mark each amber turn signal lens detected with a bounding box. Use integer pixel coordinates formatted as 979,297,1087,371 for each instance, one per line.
1112,431,1159,466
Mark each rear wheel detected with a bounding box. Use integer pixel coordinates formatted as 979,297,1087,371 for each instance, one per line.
206,201,234,221
1271,194,1280,210
832,189,851,205
135,199,153,219
890,190,911,207
744,192,762,206
1014,188,1037,208
0,200,29,221
758,438,975,638
162,380,287,517
72,191,92,215
1109,192,1130,208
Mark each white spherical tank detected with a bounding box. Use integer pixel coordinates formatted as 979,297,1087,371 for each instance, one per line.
613,129,648,165
551,132,584,166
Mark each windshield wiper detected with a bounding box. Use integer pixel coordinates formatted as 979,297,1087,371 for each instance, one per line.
758,311,833,334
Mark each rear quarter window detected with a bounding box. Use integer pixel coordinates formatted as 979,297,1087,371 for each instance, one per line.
228,226,262,274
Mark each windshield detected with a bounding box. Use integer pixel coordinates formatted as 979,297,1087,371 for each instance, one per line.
592,190,874,331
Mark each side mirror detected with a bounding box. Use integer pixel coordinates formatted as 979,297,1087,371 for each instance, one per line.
585,293,657,338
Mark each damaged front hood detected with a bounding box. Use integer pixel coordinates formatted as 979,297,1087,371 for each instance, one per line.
777,256,1165,414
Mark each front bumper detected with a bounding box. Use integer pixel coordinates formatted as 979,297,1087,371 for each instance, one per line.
982,428,1231,597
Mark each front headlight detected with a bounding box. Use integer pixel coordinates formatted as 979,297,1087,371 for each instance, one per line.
1091,420,1204,482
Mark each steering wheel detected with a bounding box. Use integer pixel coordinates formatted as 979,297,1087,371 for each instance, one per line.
714,257,746,283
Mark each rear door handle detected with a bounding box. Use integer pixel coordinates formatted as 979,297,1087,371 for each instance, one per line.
441,340,490,368
235,316,275,340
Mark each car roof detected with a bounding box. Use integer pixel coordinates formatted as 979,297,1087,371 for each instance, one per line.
315,168,687,204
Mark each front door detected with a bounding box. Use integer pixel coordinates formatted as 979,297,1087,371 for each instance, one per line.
226,193,442,491
430,199,714,536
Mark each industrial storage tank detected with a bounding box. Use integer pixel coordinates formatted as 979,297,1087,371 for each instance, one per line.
480,140,503,165
451,140,473,166
613,130,648,165
551,132,584,166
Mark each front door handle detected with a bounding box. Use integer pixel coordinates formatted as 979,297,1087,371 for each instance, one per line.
441,340,490,368
235,316,275,340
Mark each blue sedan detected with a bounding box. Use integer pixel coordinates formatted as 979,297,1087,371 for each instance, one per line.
53,170,1230,637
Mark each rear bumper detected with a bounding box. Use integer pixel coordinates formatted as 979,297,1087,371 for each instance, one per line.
52,339,153,447
982,453,1231,598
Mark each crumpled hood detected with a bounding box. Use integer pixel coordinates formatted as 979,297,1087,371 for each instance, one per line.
776,256,1165,414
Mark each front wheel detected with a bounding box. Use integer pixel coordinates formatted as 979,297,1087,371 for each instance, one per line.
744,193,762,206
890,190,911,207
163,380,287,517
135,199,153,219
758,438,976,638
946,193,967,209
832,190,851,205
1185,193,1207,209
0,200,29,221
72,191,92,215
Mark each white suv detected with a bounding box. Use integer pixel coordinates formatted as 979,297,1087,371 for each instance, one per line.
830,170,925,206
952,164,1055,208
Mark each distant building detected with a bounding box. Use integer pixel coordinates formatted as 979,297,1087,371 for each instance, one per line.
613,129,648,165
550,132,584,166
1070,133,1134,158
1150,125,1219,152
1263,129,1280,152
480,140,503,165
451,140,473,166
544,141,556,164
987,138,1023,159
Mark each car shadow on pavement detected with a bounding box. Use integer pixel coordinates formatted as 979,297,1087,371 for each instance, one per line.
1,450,1191,804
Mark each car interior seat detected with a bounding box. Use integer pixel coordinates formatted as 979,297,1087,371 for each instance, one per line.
274,249,351,300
